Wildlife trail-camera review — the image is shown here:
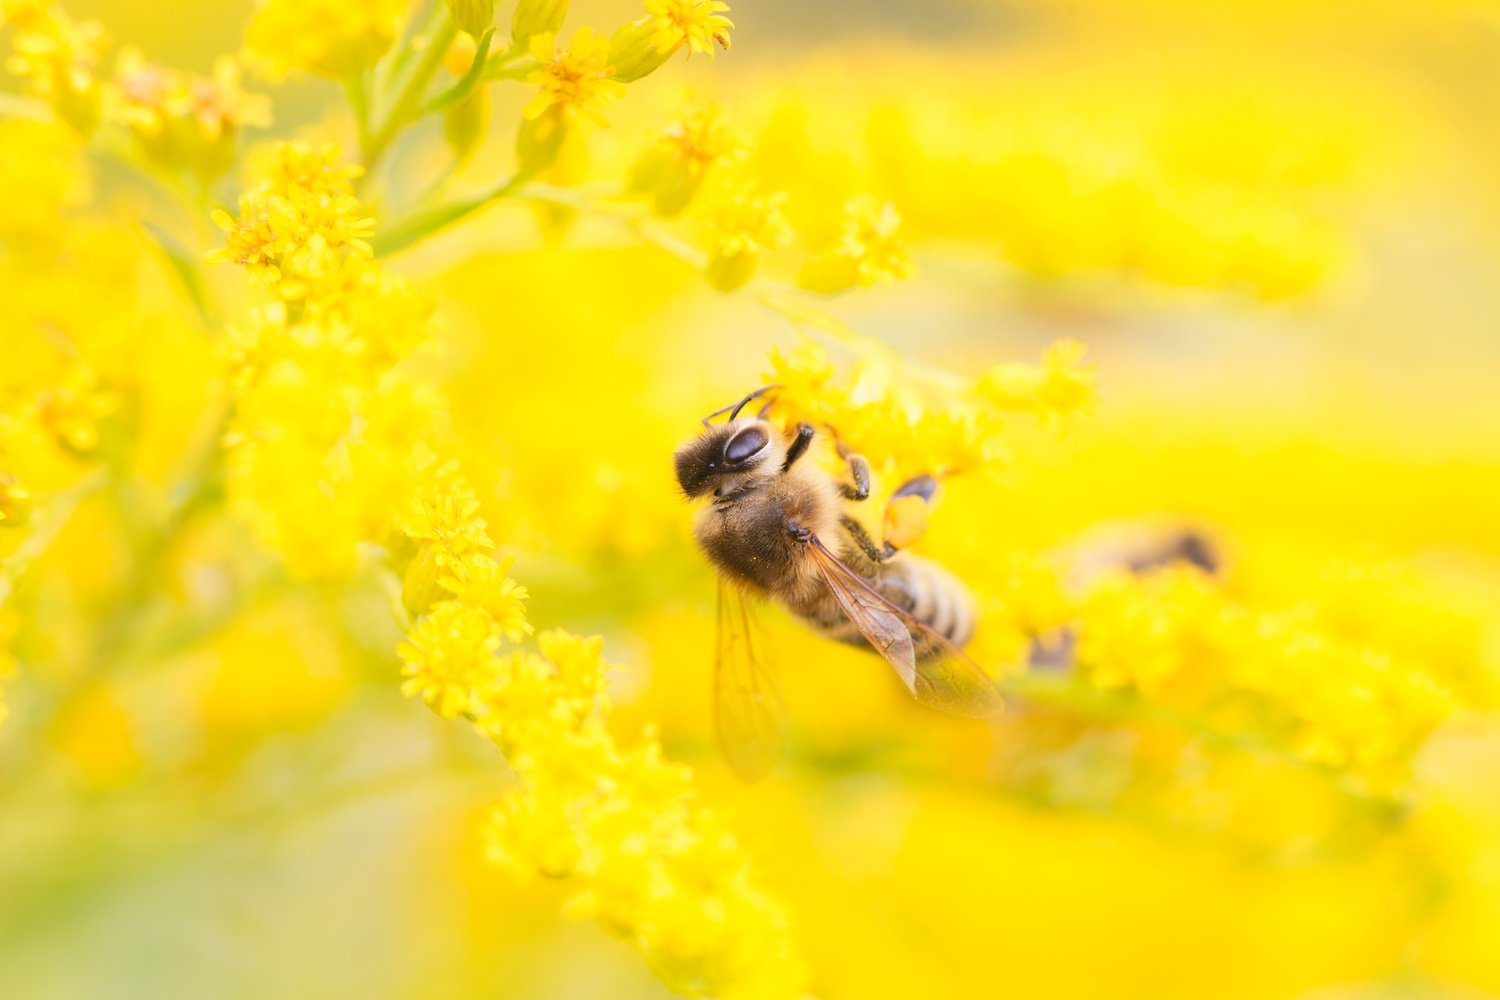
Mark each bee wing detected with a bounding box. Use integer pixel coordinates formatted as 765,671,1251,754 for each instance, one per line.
805,535,1004,720
715,577,789,782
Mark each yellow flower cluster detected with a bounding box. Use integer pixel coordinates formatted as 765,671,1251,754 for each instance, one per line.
2,1,268,175
111,51,269,181
734,58,1366,299
212,140,804,998
210,143,425,576
2,0,105,131
766,335,1097,487
607,98,922,297
1073,564,1457,787
207,142,375,298
627,99,747,216
242,0,408,80
398,461,804,999
798,196,914,293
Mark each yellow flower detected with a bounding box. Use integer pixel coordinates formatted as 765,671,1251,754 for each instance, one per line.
645,0,732,56
629,100,746,215
440,554,532,641
703,185,792,291
4,5,107,131
111,52,269,180
398,457,496,561
206,142,375,298
973,339,1097,420
33,364,118,455
398,600,504,718
800,195,914,293
524,28,626,127
243,0,407,79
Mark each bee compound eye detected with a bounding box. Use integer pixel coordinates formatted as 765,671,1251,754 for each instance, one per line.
724,426,770,464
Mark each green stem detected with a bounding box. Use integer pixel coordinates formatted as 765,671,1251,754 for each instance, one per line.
364,17,460,171
345,72,372,153
372,171,529,256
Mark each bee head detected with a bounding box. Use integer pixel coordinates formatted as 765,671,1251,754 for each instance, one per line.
674,418,783,498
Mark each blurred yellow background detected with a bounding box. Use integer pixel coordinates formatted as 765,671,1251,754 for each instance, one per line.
4,1,1500,998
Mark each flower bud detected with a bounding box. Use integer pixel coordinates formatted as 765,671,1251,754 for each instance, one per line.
516,108,567,174
445,0,494,37
512,0,568,48
705,246,758,293
444,87,489,164
627,144,701,217
402,544,447,617
607,18,672,83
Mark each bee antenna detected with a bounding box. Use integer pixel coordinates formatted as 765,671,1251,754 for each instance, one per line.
701,385,780,427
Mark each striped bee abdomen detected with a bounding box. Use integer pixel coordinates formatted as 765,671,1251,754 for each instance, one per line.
794,551,975,661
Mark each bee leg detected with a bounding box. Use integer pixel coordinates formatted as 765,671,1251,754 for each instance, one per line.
838,452,872,501
782,422,815,471
841,515,896,562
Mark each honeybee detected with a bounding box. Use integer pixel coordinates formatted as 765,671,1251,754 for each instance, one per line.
674,387,1004,780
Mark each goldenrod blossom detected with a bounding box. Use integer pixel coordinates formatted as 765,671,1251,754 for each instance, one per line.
206,142,374,298
3,3,107,131
630,100,746,215
799,195,914,293
974,339,1098,420
703,185,792,291
645,0,733,56
524,28,626,127
111,51,269,180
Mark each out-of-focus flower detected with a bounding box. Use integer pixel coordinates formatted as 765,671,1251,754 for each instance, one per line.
702,185,791,291
243,0,407,79
974,340,1097,420
799,195,913,294
629,100,745,216
444,0,494,38
512,0,568,48
111,52,269,180
524,28,626,127
3,2,107,132
1073,563,1459,788
0,473,30,530
33,364,118,456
